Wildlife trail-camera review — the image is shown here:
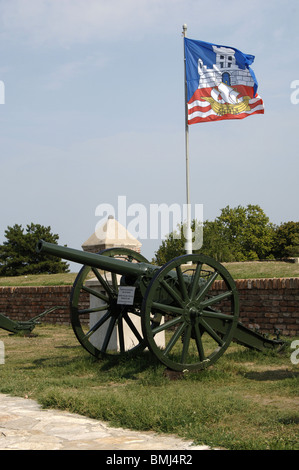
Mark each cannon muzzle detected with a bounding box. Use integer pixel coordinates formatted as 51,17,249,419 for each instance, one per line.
36,240,154,277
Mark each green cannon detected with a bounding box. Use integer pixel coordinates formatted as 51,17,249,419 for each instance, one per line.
0,307,65,335
34,240,284,372
0,312,38,335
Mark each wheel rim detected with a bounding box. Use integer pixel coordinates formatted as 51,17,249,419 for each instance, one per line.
141,254,239,371
70,248,149,358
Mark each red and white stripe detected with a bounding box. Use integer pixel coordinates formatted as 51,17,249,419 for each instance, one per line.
187,86,264,125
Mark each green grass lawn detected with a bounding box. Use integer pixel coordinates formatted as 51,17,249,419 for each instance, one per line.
0,272,86,286
223,260,299,280
0,324,298,450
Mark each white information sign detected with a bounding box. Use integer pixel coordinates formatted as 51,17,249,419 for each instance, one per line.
117,286,136,305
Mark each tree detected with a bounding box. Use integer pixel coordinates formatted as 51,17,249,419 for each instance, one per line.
200,220,239,262
154,220,203,265
0,223,70,276
154,204,276,263
272,221,299,258
154,223,185,265
215,205,275,260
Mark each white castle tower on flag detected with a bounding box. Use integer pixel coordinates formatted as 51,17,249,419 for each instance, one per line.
197,45,255,91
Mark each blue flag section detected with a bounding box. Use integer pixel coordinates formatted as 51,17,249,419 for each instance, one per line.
184,38,264,124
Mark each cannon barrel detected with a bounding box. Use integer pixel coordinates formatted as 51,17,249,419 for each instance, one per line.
36,240,155,277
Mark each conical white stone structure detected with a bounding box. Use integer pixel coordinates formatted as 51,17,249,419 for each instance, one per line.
82,215,142,253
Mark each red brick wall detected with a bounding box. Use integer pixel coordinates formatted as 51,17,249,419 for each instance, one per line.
212,277,299,336
0,278,298,336
0,286,88,326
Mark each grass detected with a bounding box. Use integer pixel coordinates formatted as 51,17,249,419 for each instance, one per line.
0,272,88,286
223,260,299,280
0,324,298,450
0,260,298,286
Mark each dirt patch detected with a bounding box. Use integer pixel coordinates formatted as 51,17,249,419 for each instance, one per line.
244,394,299,412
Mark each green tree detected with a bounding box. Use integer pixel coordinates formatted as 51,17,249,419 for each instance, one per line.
216,204,275,260
154,224,185,265
272,221,299,258
0,223,69,276
200,220,239,262
153,204,276,263
154,219,204,265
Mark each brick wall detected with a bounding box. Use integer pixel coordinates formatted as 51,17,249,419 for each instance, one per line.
0,286,88,326
0,278,298,336
212,277,299,336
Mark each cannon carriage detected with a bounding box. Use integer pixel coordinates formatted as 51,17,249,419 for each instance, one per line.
0,241,284,371
30,240,283,372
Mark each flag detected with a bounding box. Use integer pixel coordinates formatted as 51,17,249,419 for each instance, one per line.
184,38,264,125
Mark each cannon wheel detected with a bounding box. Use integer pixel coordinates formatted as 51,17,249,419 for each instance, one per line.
141,254,239,371
70,247,149,358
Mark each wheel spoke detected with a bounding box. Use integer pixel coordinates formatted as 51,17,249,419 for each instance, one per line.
152,315,183,335
189,262,202,300
101,316,117,352
181,324,192,363
91,268,114,296
193,323,205,361
152,301,184,316
160,279,183,307
82,285,109,303
196,270,219,301
164,322,186,355
200,290,233,308
175,266,188,301
118,317,125,353
83,310,111,340
123,312,143,343
199,317,224,346
78,305,108,315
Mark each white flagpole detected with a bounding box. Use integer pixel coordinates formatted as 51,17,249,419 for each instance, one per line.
182,24,192,256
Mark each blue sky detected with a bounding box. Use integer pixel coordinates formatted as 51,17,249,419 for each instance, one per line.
0,0,298,270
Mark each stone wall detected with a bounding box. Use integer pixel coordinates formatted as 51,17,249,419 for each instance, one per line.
0,278,298,336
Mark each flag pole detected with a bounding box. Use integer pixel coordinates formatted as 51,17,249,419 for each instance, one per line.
182,24,192,256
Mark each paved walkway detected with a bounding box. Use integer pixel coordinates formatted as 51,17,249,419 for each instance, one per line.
0,394,211,450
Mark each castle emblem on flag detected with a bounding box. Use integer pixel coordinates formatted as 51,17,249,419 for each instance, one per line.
184,38,264,124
